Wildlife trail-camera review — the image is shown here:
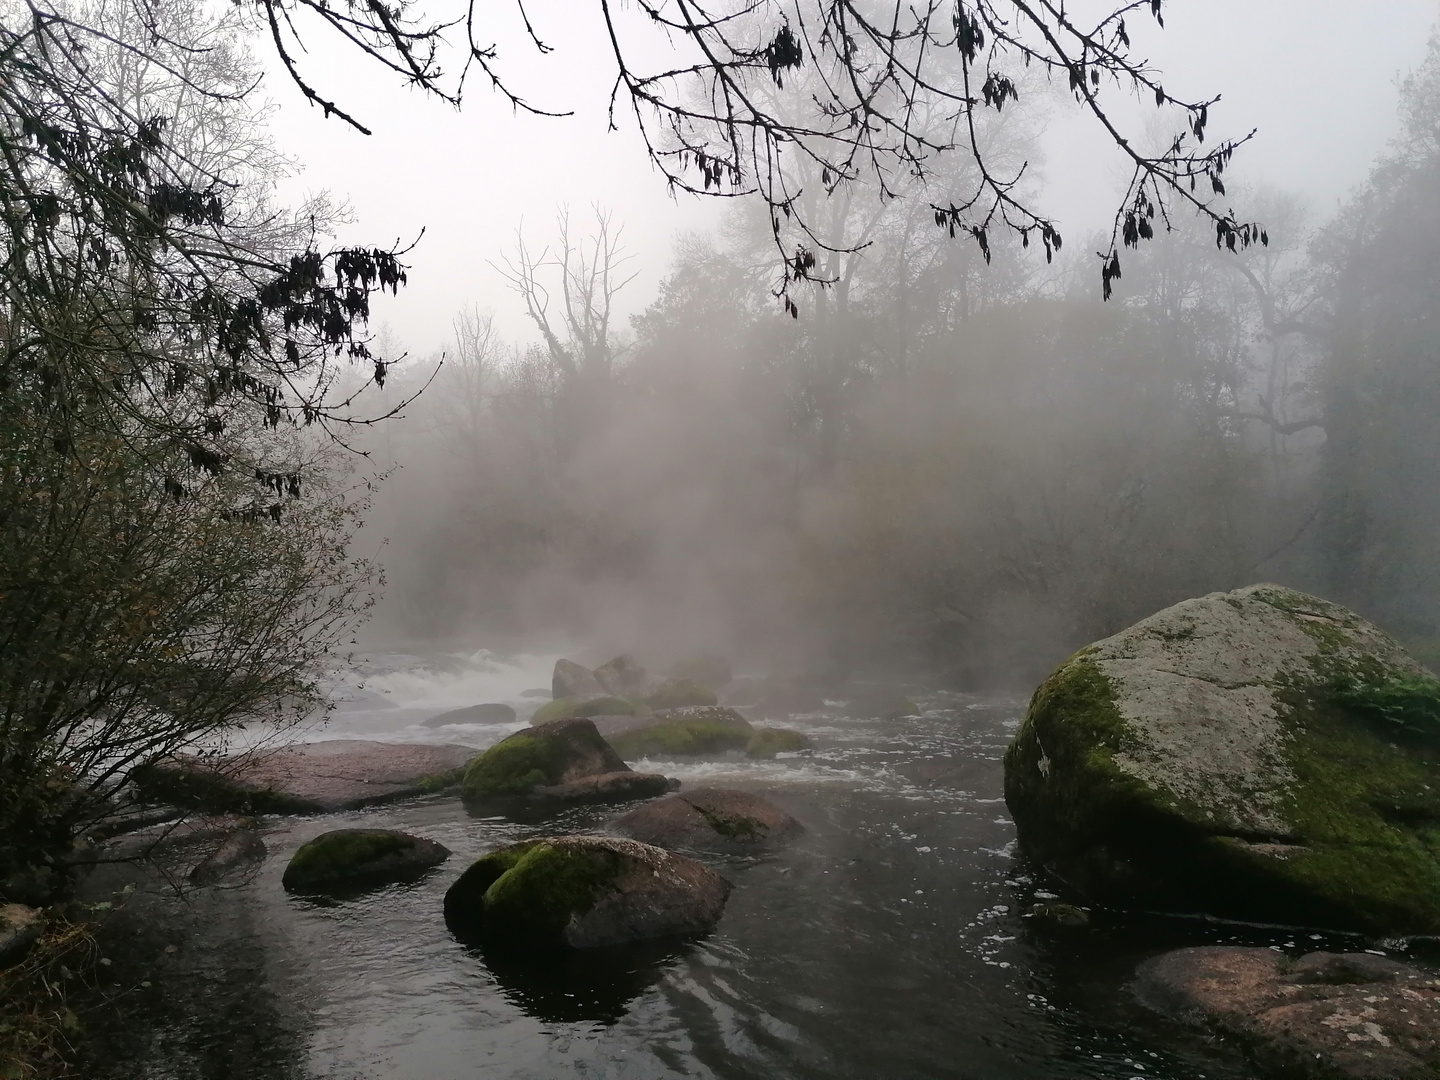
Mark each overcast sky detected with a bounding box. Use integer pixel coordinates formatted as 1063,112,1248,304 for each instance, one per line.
264,0,1440,359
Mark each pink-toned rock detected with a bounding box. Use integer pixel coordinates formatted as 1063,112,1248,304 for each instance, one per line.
1136,946,1440,1079
612,787,802,851
134,740,478,814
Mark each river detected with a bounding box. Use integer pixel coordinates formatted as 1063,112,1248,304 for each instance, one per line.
75,649,1366,1079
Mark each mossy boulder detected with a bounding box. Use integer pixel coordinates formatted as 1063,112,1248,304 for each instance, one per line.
606,706,754,759
462,718,671,808
553,658,602,699
424,702,517,727
443,834,730,947
745,727,810,758
642,678,718,710
612,788,803,851
281,828,449,895
1004,584,1440,934
529,695,639,726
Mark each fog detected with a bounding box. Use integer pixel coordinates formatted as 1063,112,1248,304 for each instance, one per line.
283,2,1440,687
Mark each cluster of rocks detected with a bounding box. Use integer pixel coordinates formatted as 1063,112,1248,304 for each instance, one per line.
1001,584,1440,1077
76,652,810,958
532,653,811,760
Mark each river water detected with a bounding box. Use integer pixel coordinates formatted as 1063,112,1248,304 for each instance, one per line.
75,649,1368,1079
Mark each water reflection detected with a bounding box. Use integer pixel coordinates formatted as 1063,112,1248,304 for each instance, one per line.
446,914,692,1024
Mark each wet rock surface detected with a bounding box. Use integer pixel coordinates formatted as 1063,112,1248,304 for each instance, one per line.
1004,584,1440,932
612,788,802,851
423,702,517,727
282,828,450,895
443,834,731,948
461,718,671,808
189,826,267,885
1136,945,1440,1079
552,659,602,700
135,740,478,814
605,706,754,758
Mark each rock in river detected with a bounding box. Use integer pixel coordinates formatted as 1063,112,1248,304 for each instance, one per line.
529,695,637,726
744,727,810,758
612,788,802,851
552,658,602,700
134,741,478,814
594,655,650,698
424,702,517,727
1136,946,1440,1079
606,706,754,759
283,828,450,895
443,835,730,947
1003,584,1440,933
461,719,671,808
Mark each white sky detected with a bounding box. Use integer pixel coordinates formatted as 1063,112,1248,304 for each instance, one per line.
263,0,1440,358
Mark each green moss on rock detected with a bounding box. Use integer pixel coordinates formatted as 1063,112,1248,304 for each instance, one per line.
609,720,751,759
282,828,449,894
462,732,570,798
643,679,718,710
1004,585,1440,933
745,728,810,758
530,695,638,726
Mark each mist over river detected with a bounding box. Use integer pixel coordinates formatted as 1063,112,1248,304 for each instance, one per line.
75,650,1386,1080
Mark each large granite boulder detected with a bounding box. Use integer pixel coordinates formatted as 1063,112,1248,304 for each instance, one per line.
612,788,803,851
1136,946,1440,1079
553,659,602,699
594,655,650,698
282,828,450,895
134,740,478,814
443,835,730,947
461,719,671,808
1004,584,1440,933
606,706,753,759
423,702,516,727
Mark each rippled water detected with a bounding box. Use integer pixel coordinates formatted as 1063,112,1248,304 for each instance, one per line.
75,651,1375,1079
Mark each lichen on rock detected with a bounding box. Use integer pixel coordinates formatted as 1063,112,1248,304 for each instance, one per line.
1004,584,1440,933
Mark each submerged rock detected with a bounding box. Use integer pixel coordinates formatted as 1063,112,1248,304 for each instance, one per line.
423,702,517,727
606,706,753,759
745,727,810,758
529,695,638,727
461,719,671,808
443,835,730,947
282,829,449,895
552,659,602,700
134,740,478,814
189,826,267,885
594,655,650,699
1136,946,1440,1079
642,678,718,710
1004,584,1440,933
612,788,802,851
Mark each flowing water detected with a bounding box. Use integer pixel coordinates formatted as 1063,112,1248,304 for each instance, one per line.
75,650,1372,1079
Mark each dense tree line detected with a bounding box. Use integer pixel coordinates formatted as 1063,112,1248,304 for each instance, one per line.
366,32,1440,684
